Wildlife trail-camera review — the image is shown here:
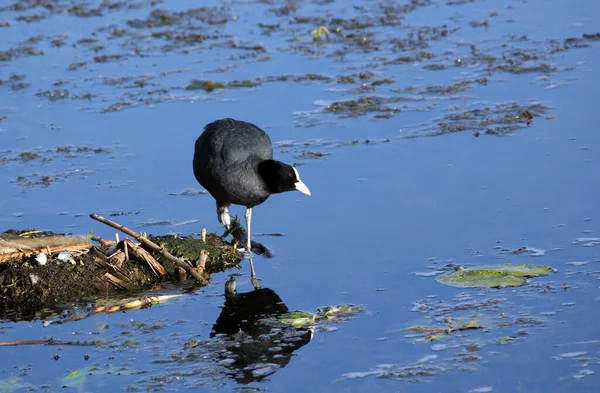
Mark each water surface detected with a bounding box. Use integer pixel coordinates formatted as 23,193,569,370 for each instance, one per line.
0,0,599,392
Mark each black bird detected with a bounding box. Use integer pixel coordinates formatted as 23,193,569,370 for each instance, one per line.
193,118,311,280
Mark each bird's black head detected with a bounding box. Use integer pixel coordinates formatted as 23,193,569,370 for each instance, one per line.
259,160,311,196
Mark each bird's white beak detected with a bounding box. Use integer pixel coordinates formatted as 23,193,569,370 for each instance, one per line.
295,180,311,196
293,167,311,196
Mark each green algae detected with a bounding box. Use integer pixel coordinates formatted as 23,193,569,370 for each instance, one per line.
278,311,316,328
437,264,555,288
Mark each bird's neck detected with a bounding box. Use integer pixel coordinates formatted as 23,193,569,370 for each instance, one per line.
257,159,282,193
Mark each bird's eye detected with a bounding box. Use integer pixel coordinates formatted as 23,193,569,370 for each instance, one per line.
288,173,293,178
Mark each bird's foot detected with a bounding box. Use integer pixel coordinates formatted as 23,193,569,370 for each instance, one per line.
251,276,261,290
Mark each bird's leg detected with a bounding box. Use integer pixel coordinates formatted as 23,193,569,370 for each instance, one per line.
244,207,253,255
245,207,260,289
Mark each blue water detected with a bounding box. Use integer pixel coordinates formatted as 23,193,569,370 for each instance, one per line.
1,0,599,392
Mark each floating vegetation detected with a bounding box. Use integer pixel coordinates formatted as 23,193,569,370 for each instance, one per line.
185,79,226,92
0,74,29,91
344,261,574,384
35,89,69,101
186,73,332,92
126,7,231,29
13,170,93,188
436,264,555,288
393,80,483,95
511,246,546,257
405,102,551,138
0,0,595,140
325,96,402,118
317,304,365,321
1,144,115,167
311,25,330,41
277,311,316,328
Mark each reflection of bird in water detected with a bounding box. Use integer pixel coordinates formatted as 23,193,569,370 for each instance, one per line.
211,275,313,384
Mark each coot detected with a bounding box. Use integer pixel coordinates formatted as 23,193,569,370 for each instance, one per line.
193,118,311,277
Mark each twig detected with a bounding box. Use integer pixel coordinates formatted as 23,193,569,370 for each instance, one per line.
90,214,209,283
91,236,115,247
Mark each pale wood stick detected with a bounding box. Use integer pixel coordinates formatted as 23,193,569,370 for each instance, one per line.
47,294,184,326
0,242,90,263
0,339,100,347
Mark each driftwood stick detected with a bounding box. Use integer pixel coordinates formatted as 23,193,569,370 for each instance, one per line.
0,339,101,347
89,214,208,283
0,242,90,263
90,214,142,241
46,294,184,326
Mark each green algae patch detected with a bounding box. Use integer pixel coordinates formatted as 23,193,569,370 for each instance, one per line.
407,325,447,334
279,311,316,328
317,304,365,320
407,317,485,338
185,79,225,92
437,264,555,288
149,233,241,273
260,304,364,329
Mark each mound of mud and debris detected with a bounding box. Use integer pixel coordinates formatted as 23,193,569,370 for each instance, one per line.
0,214,263,320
